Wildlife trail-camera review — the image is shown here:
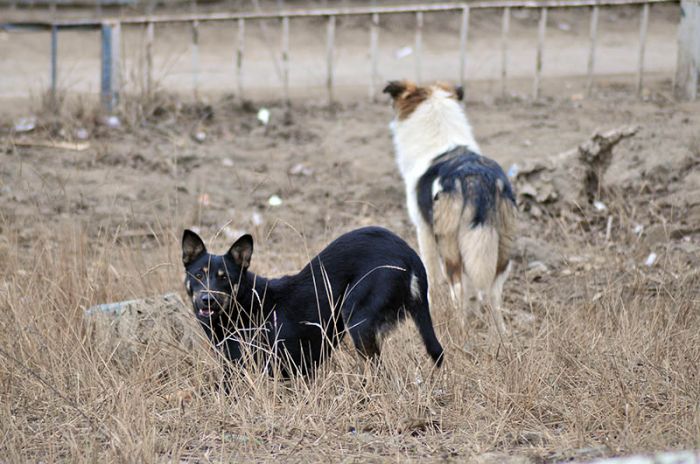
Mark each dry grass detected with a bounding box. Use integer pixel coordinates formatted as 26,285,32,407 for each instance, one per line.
0,204,698,463
1,90,699,462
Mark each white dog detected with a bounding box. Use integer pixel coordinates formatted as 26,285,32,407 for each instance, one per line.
384,80,517,333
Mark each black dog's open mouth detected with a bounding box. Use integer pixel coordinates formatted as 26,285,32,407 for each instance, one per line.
197,308,218,318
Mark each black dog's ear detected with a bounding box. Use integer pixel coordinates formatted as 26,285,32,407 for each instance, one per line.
455,85,464,101
383,80,407,100
182,229,206,266
228,234,253,269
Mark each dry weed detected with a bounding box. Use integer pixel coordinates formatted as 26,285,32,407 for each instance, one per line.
0,208,698,462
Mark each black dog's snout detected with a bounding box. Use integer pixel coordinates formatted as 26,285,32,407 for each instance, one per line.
197,291,229,311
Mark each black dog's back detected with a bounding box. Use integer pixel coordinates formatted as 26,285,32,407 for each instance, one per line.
182,226,443,377
290,227,443,365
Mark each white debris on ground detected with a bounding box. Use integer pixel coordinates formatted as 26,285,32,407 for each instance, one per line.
13,116,36,133
104,115,121,128
257,108,270,126
268,194,282,206
470,449,699,464
288,163,313,176
584,450,699,464
394,46,413,59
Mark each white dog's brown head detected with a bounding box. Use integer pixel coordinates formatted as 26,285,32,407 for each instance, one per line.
383,80,476,178
383,80,464,121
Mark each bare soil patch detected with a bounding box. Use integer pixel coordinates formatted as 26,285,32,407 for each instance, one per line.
0,84,699,461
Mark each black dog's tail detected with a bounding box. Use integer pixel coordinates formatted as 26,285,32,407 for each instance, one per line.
407,268,444,367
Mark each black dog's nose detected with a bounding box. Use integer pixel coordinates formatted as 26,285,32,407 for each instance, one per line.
200,293,215,306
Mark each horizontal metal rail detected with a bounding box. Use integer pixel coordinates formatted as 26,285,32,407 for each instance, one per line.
1,0,677,29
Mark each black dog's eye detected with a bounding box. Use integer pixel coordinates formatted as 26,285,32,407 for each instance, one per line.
194,272,203,280
218,273,228,281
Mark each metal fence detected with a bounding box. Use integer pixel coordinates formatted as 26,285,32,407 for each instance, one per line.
1,0,693,111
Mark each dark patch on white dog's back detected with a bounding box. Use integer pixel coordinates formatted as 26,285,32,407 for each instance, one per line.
416,146,515,227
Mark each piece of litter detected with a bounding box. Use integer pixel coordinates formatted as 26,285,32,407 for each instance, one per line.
222,158,234,167
197,193,210,207
193,131,206,143
75,128,89,140
257,108,270,126
13,139,90,151
251,212,263,226
527,260,548,271
507,163,519,178
14,116,36,133
644,252,657,267
289,163,313,176
593,200,607,211
633,224,644,236
268,195,282,207
605,216,613,241
105,115,120,128
394,46,413,59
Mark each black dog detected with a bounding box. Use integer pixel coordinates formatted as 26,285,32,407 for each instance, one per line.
182,226,444,377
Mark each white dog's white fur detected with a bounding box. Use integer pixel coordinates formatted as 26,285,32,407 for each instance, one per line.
390,87,479,231
387,82,514,334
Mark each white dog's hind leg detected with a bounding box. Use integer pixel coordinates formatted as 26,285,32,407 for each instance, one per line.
415,221,442,291
460,270,479,318
459,224,507,335
490,260,511,311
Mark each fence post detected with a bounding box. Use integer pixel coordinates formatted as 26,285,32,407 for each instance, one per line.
50,25,58,105
100,21,121,113
636,3,650,96
191,20,200,99
501,7,510,97
281,16,290,103
534,7,547,99
145,21,154,97
326,15,336,105
237,18,245,101
369,13,379,101
415,12,423,82
586,6,599,96
459,6,470,90
675,0,699,100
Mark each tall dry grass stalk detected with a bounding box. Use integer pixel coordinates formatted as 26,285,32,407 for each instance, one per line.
0,206,698,462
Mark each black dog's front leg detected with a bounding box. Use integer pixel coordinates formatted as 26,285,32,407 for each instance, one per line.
218,337,246,393
197,321,246,393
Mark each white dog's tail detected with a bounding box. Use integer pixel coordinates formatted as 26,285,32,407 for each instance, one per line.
458,222,499,303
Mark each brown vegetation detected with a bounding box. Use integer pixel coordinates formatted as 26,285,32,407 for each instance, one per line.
1,89,699,462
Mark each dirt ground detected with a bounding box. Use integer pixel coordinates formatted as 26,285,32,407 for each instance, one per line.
1,82,699,461
1,78,699,264
1,3,700,462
